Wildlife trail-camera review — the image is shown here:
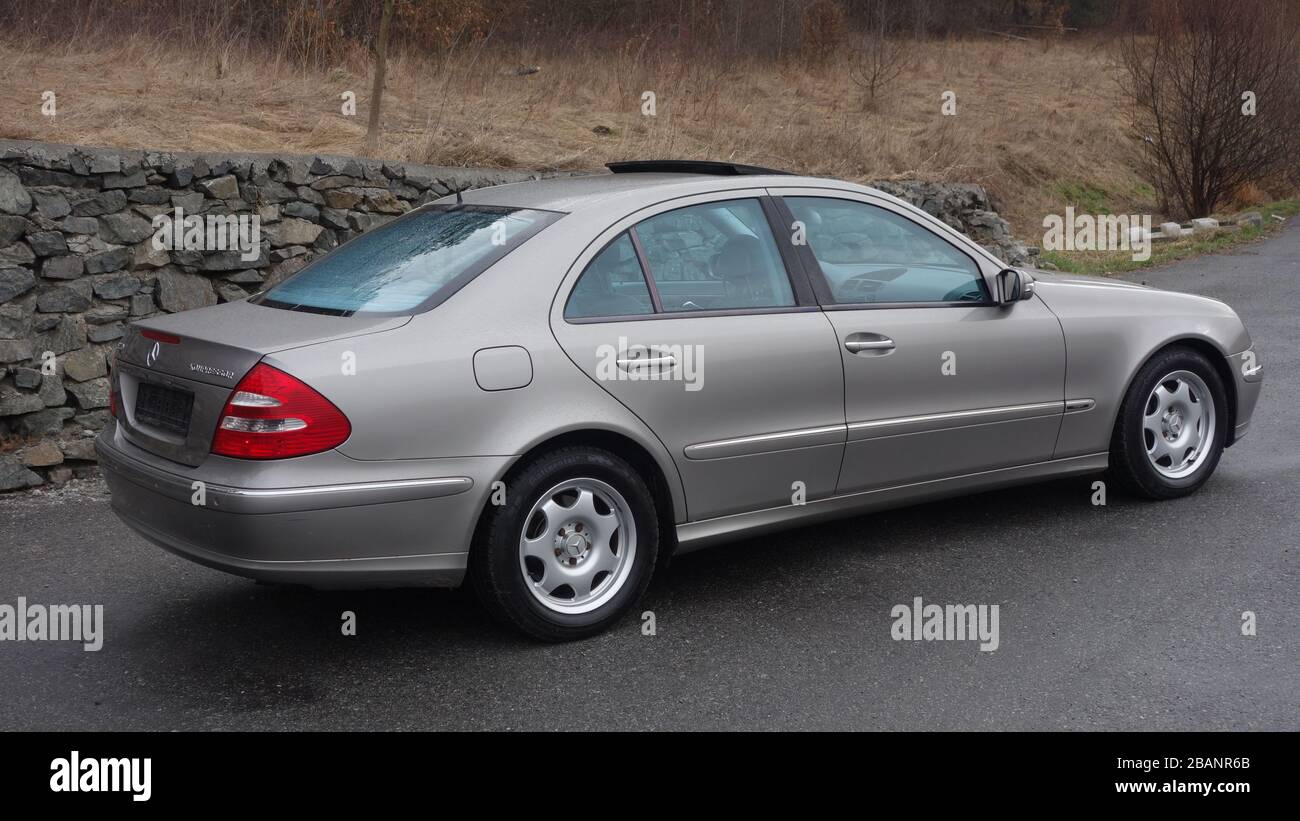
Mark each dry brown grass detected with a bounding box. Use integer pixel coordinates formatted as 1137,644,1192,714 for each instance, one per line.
0,32,1152,235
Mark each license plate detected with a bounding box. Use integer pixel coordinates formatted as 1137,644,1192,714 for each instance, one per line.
134,382,194,437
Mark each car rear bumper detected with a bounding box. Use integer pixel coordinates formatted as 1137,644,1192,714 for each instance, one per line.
97,424,509,588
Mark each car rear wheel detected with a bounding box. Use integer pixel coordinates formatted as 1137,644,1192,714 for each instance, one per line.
470,446,659,641
1108,346,1228,499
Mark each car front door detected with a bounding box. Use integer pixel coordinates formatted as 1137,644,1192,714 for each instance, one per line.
771,189,1066,494
551,192,845,521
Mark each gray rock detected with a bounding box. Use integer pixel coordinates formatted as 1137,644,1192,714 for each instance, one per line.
12,366,39,389
171,191,204,212
73,410,111,431
38,369,65,406
0,454,43,490
0,338,36,363
62,347,107,382
270,245,308,262
40,254,83,280
86,153,121,174
222,268,264,285
348,213,395,232
0,303,30,338
129,294,155,316
0,267,36,302
30,189,71,219
216,281,248,303
127,185,172,205
67,377,110,409
100,211,154,244
71,189,128,217
320,208,349,229
14,406,73,437
60,216,99,235
133,240,169,268
323,189,362,209
34,315,85,355
17,167,83,188
265,217,323,247
92,273,141,299
36,282,92,313
27,230,68,256
102,169,147,189
269,157,312,186
0,167,32,215
263,257,308,287
0,215,26,245
200,174,240,199
0,242,35,266
84,246,132,274
198,246,269,270
85,305,128,325
281,201,319,221
0,385,43,415
311,175,366,191
155,268,216,312
19,440,63,467
87,322,123,343
1237,211,1263,229
60,438,97,461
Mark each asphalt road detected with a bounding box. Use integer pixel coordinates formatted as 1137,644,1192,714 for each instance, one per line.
2,223,1297,731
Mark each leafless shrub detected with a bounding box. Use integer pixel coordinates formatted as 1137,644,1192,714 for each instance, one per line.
849,0,910,109
1118,0,1300,217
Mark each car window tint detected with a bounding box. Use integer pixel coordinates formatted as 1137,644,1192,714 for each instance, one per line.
635,199,795,313
564,232,654,319
785,197,987,305
260,204,559,315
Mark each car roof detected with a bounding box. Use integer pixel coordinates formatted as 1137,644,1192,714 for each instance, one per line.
456,171,879,214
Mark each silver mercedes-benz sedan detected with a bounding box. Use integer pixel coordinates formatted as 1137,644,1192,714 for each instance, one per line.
97,160,1263,640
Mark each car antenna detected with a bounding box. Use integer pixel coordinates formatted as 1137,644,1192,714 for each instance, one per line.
455,189,463,204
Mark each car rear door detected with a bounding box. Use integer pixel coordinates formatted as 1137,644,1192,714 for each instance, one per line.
769,188,1066,494
551,191,846,521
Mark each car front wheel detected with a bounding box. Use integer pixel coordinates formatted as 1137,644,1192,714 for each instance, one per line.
1108,346,1229,499
470,446,659,641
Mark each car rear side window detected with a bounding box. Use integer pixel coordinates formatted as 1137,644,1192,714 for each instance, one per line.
564,233,655,319
785,196,987,305
258,204,561,316
636,199,795,312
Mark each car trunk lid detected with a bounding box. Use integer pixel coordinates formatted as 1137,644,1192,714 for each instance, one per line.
113,300,407,466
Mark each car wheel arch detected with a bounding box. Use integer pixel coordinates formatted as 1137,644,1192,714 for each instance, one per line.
1111,336,1238,447
468,428,684,571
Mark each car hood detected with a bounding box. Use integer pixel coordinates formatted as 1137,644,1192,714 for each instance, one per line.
1029,268,1238,315
1027,268,1251,353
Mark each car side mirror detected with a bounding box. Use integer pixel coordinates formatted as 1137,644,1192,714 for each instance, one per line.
996,268,1035,304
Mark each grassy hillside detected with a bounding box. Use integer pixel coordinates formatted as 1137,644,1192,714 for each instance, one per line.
0,31,1283,244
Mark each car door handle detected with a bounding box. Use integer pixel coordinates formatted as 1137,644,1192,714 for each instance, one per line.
617,355,676,369
844,334,895,354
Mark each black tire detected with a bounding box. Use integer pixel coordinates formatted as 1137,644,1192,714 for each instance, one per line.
470,446,659,641
1108,346,1228,499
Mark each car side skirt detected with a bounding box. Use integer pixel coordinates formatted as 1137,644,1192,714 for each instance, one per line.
674,452,1109,553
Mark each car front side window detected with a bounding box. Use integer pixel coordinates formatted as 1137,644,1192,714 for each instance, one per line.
785,196,988,306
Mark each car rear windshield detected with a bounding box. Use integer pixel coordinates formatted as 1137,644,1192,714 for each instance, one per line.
257,204,561,316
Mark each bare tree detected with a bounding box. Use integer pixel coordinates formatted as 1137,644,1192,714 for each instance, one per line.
849,0,909,109
1118,0,1300,218
366,0,397,152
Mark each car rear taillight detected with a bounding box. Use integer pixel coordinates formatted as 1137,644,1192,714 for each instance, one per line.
211,363,350,459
